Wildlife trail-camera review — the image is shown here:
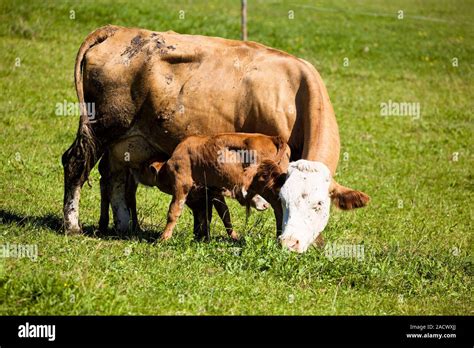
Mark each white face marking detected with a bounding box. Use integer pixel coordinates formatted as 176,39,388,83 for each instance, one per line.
279,160,331,253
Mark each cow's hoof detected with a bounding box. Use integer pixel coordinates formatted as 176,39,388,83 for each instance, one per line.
98,220,109,234
65,225,83,235
194,236,210,243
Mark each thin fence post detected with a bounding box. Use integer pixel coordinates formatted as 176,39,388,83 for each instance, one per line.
241,0,247,41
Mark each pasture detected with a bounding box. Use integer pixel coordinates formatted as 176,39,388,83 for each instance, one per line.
0,0,472,315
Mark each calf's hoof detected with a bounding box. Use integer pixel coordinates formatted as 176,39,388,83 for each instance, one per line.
160,231,173,241
229,230,240,241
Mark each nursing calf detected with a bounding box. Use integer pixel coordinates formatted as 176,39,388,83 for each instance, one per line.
99,136,271,241
141,133,290,240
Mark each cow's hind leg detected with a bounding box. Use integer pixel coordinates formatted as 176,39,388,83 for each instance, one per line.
98,152,111,233
109,169,133,236
125,170,139,232
99,151,139,235
62,128,102,235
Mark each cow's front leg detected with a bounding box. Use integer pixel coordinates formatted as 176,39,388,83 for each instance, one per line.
261,193,283,238
272,201,283,238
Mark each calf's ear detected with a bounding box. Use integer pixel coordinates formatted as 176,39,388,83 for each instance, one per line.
330,182,370,210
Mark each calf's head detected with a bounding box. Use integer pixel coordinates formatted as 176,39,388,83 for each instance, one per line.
264,159,370,253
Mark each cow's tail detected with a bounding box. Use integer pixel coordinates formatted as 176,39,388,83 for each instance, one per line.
75,24,118,128
73,25,119,177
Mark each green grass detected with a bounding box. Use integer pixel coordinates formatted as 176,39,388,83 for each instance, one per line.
0,0,472,315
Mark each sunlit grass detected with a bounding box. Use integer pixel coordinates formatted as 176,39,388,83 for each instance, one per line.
0,0,472,315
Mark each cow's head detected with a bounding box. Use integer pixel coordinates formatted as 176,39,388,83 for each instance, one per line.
264,159,370,253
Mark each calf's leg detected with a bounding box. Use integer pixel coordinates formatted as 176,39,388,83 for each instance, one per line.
185,188,213,241
211,192,239,240
162,186,191,241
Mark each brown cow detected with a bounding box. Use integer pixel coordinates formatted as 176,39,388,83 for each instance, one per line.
62,25,369,252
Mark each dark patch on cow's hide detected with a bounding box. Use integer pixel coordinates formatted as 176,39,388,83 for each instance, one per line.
121,35,150,60
121,33,177,63
150,32,176,55
165,74,173,85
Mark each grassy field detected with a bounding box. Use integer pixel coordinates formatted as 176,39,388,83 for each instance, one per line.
0,0,472,315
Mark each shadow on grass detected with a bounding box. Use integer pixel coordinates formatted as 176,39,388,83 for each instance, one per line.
0,209,66,232
0,209,244,246
0,209,158,242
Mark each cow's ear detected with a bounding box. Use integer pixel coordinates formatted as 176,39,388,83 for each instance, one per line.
149,161,164,175
330,182,370,210
255,160,287,191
